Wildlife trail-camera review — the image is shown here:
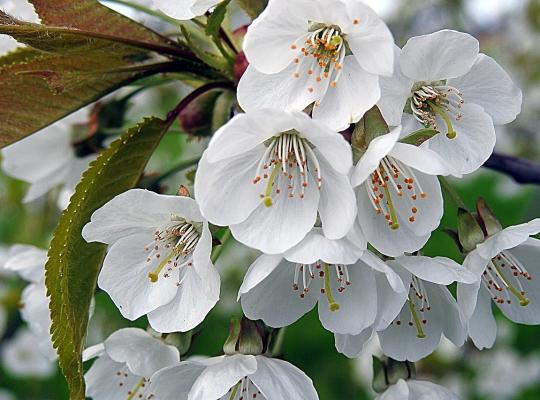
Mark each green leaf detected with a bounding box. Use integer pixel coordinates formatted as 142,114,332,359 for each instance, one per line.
0,11,195,148
399,128,439,146
205,0,232,39
45,117,170,400
237,0,268,18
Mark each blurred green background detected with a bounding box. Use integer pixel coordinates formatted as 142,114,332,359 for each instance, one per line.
1,0,540,399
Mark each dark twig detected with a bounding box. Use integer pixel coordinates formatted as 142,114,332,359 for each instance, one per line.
483,152,540,185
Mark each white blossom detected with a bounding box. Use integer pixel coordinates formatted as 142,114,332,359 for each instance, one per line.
84,328,180,400
1,109,96,209
238,228,404,335
378,30,522,175
351,126,455,257
336,255,476,362
458,219,540,349
149,353,319,400
154,0,222,20
1,328,56,378
83,189,220,333
237,0,394,131
376,379,460,400
195,109,356,254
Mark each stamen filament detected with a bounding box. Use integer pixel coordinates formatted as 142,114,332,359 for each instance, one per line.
408,296,426,338
324,264,340,312
428,102,457,139
493,263,530,306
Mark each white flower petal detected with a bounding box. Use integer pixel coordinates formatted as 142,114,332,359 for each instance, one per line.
284,228,363,266
250,356,319,400
316,152,357,240
149,362,206,400
334,329,374,358
4,244,47,283
242,0,308,74
390,142,459,177
97,233,180,320
83,189,203,244
148,264,219,332
467,286,497,350
377,380,410,400
104,328,180,377
395,255,478,285
194,149,263,226
351,127,401,187
240,260,318,328
230,174,319,254
318,264,377,334
238,254,284,299
343,1,395,76
312,56,380,131
361,251,405,293
237,63,328,114
449,54,522,125
82,343,105,362
378,47,414,127
189,355,257,400
85,355,141,399
372,264,411,330
407,380,460,400
205,111,299,164
426,103,496,175
400,30,479,81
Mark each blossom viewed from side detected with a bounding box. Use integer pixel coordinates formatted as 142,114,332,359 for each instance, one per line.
1,109,96,209
195,109,356,254
82,189,220,333
376,379,460,400
351,126,454,257
458,219,540,349
238,228,404,335
336,255,476,361
378,30,522,174
84,328,180,400
238,0,394,130
149,353,319,400
1,328,56,378
154,0,222,20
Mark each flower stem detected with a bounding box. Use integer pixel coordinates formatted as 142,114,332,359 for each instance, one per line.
211,228,232,263
101,0,181,25
438,176,468,211
271,327,287,357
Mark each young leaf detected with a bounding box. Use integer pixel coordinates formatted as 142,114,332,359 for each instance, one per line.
29,0,177,48
206,0,232,39
399,128,439,146
45,117,170,400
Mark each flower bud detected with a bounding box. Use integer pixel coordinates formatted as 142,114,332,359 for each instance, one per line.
178,90,223,138
223,317,267,356
476,197,503,237
234,51,249,82
457,208,486,253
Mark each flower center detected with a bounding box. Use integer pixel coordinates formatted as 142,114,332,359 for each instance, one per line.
410,84,465,139
253,131,321,208
144,216,201,284
290,25,346,92
482,251,532,307
228,377,263,400
292,262,351,312
366,156,427,230
393,276,430,338
113,368,154,400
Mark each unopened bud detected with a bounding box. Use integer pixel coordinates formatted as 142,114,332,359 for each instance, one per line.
177,185,190,197
178,91,222,138
223,317,267,356
234,51,249,82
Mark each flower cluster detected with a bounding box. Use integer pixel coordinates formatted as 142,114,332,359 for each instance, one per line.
1,0,535,398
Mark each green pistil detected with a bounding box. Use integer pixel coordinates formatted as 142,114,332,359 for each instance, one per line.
148,251,176,283
493,264,530,306
407,296,426,339
229,381,241,400
263,162,281,208
126,378,145,400
324,264,340,312
428,102,457,139
383,183,400,230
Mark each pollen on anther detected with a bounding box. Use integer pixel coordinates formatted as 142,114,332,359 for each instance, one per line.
353,19,360,24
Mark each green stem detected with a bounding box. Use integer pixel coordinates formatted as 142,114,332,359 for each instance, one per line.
439,176,468,210
271,327,287,357
211,228,232,263
151,157,201,186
